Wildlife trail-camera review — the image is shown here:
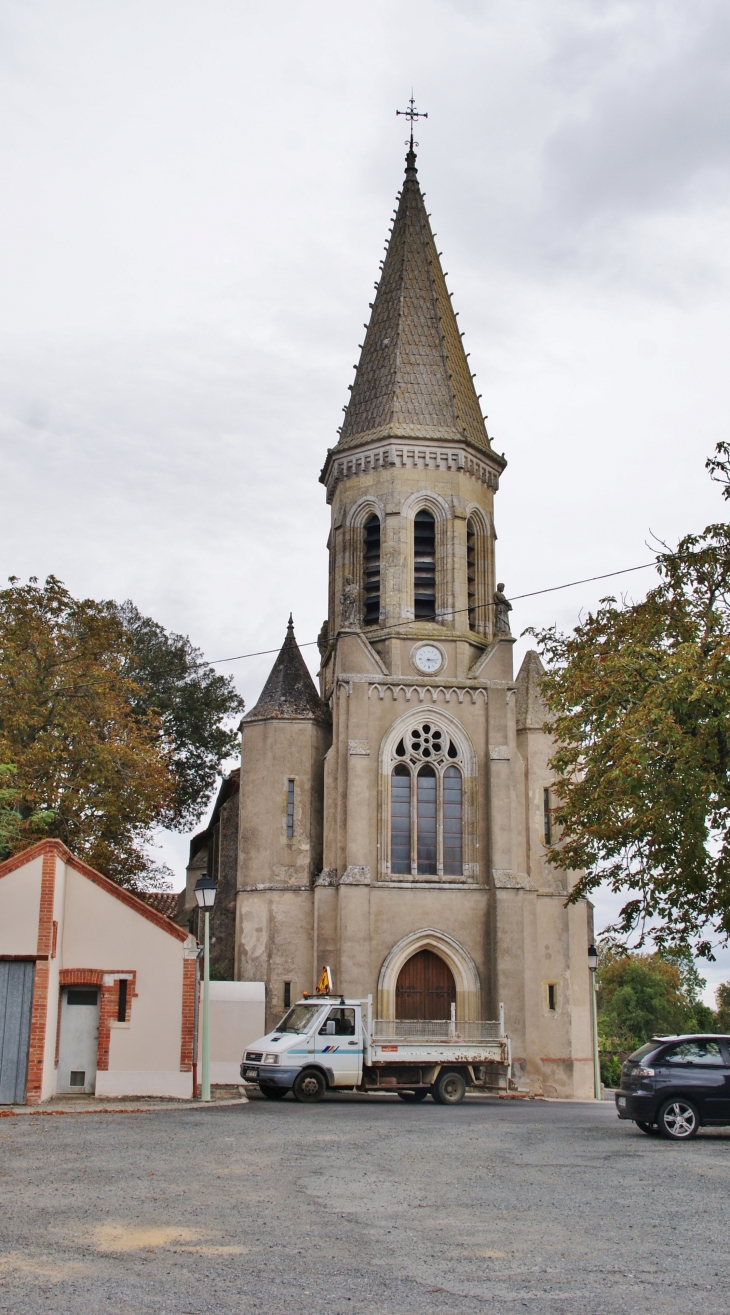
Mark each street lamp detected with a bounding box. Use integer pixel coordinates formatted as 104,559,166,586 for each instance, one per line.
194,873,217,1101
587,944,601,1100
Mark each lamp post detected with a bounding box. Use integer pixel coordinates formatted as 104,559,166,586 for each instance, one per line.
194,872,217,1101
587,944,601,1100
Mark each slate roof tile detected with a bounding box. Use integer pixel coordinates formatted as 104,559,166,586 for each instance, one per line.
336,148,491,454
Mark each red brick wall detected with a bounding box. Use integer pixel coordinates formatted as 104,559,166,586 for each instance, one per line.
180,957,196,1074
25,849,56,1103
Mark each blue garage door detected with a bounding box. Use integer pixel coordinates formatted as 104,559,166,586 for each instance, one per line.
0,961,35,1103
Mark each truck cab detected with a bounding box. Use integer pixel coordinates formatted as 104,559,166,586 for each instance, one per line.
241,997,363,1099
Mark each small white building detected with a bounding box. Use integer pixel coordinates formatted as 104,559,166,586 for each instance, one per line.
0,839,199,1103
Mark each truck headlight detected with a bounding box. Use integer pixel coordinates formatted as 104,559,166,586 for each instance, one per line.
264,1053,279,1065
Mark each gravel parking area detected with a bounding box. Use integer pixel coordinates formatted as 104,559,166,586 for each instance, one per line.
1,1092,728,1314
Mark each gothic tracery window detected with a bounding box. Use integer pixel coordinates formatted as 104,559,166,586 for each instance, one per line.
389,722,463,876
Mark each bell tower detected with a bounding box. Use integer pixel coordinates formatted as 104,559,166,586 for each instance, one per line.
235,125,594,1098
320,142,506,663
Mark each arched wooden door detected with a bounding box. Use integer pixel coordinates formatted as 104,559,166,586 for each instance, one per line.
395,949,456,1021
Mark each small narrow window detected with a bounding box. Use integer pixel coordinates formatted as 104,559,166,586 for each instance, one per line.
414,510,436,620
117,978,128,1023
442,766,463,876
467,517,477,630
548,983,556,1011
416,766,437,874
363,515,381,625
286,780,295,839
543,788,551,845
284,981,291,1008
391,765,411,874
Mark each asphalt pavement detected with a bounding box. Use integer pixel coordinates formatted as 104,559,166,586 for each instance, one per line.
1,1092,728,1314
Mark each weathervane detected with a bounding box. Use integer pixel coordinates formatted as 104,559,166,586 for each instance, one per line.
396,92,428,151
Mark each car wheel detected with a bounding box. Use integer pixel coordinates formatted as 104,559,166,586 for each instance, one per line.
431,1071,466,1105
636,1120,660,1135
658,1098,700,1140
292,1069,327,1104
260,1084,288,1100
397,1089,429,1102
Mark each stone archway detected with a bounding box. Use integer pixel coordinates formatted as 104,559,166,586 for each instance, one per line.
377,928,481,1021
396,948,456,1020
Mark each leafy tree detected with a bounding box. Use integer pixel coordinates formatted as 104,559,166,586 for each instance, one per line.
597,949,715,1053
0,577,242,889
531,444,730,959
0,763,56,848
113,601,243,831
716,981,730,1031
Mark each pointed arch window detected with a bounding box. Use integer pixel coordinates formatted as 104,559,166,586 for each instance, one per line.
467,517,477,630
388,723,463,877
414,510,436,620
390,765,411,875
363,514,381,626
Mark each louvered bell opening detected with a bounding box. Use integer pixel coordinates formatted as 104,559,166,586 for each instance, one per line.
363,515,381,626
414,510,436,620
467,517,476,630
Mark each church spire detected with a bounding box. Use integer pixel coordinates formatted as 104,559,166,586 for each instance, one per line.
334,136,492,455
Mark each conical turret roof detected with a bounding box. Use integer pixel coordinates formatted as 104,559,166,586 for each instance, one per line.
242,617,330,725
335,148,492,453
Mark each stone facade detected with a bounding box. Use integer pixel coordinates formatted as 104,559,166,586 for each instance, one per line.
229,146,594,1098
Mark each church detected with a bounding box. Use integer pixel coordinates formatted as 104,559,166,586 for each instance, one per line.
187,138,594,1100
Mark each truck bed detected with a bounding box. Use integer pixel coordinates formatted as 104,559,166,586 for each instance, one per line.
367,1019,509,1070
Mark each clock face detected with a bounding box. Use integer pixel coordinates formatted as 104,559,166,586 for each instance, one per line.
414,644,443,675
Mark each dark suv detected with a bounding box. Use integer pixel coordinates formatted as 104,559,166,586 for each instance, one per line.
616,1034,730,1139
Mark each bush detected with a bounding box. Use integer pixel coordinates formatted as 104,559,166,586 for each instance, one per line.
600,1054,622,1089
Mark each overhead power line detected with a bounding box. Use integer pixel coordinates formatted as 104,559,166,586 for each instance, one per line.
209,559,659,665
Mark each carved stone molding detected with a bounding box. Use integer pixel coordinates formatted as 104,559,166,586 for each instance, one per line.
321,439,503,503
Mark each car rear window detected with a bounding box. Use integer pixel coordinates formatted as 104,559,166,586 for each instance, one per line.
627,1042,658,1063
660,1039,725,1066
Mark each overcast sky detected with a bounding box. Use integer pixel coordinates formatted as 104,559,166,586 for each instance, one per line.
2,1,729,999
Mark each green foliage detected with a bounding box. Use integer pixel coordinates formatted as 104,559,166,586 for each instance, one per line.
597,948,717,1054
0,763,56,849
530,443,730,958
716,981,730,1031
0,577,242,890
114,601,244,832
600,1054,622,1088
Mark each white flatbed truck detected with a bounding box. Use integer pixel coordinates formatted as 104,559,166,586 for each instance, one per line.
240,994,510,1105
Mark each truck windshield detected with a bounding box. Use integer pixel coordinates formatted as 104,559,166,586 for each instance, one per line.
275,1005,323,1034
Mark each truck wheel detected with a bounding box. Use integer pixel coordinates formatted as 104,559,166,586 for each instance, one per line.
260,1085,288,1100
292,1069,327,1104
432,1071,466,1105
397,1089,429,1102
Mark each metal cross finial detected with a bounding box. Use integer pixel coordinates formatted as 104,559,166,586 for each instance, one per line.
396,92,428,150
